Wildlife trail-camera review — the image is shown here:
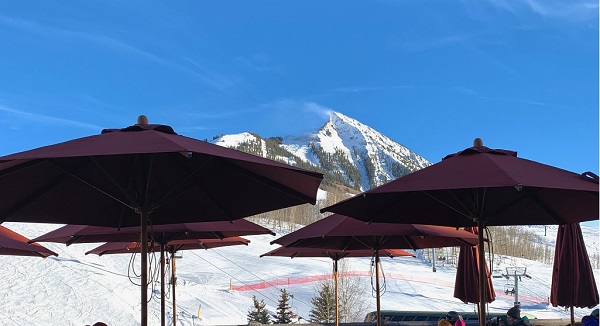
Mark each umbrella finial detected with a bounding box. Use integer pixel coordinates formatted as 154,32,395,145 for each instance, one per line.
473,138,483,147
137,115,149,125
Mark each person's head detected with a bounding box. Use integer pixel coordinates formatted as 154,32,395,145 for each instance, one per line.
591,308,599,318
446,311,462,324
93,323,108,326
507,307,520,323
438,318,453,326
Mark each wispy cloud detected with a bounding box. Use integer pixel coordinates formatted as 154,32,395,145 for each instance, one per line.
236,55,285,74
0,15,235,91
0,104,103,130
485,0,598,21
332,85,409,94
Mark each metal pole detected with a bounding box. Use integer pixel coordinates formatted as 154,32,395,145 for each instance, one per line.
161,243,166,326
172,250,177,326
477,220,487,326
334,259,339,326
514,270,519,307
432,248,437,272
141,210,148,326
375,249,382,326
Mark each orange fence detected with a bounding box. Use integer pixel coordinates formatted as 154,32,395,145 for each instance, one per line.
230,271,547,305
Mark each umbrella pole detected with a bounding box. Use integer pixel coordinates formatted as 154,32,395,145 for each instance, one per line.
141,210,149,326
375,249,382,326
161,243,166,326
570,306,574,326
172,250,177,326
334,259,339,326
477,220,487,326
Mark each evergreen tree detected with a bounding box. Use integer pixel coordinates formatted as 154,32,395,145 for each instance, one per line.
309,281,336,323
247,295,271,324
275,289,293,324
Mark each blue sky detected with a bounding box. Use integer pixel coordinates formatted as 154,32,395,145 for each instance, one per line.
0,1,597,175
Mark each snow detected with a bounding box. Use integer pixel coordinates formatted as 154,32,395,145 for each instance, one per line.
0,221,598,326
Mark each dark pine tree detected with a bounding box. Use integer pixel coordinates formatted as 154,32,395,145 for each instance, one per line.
309,282,336,323
247,295,271,324
275,289,293,324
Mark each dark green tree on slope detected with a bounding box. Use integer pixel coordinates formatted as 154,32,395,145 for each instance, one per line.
309,281,336,323
275,289,293,324
247,295,271,324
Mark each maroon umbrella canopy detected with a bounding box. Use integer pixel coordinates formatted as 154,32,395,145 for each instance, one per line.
29,220,274,245
0,119,323,227
323,144,598,227
271,214,479,250
0,225,57,258
86,236,250,256
270,213,478,326
454,227,495,305
0,116,323,326
322,140,598,326
550,224,599,319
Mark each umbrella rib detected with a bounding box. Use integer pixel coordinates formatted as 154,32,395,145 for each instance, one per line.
424,190,473,222
51,158,137,210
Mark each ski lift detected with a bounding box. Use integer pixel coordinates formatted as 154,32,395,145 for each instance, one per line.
504,283,515,295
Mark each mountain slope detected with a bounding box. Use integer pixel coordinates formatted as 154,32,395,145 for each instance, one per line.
212,112,430,192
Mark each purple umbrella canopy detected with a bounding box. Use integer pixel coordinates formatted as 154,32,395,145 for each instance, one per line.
550,223,599,326
0,225,57,258
0,116,323,326
270,213,479,326
322,139,599,326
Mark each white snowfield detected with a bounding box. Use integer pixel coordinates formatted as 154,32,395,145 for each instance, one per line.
0,222,597,326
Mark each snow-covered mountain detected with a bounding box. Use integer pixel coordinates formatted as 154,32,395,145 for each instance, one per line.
212,112,430,192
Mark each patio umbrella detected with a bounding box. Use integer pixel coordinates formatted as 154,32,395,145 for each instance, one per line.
550,223,599,326
0,224,57,258
454,227,495,305
322,138,599,326
86,236,250,326
29,219,273,326
28,219,275,245
0,115,323,326
260,246,415,326
270,213,479,326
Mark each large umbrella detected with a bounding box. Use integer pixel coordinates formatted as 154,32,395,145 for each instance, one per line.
454,227,495,305
322,139,599,326
261,246,415,326
29,220,274,326
270,213,480,326
86,237,251,326
0,224,57,258
0,116,323,325
550,223,599,326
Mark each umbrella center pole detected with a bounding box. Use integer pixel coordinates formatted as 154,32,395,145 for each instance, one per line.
140,210,149,326
172,250,177,326
375,249,382,326
334,259,339,326
161,243,166,326
477,219,487,326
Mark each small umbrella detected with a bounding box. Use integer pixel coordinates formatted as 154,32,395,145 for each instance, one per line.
0,224,57,258
28,220,275,245
322,139,599,326
550,223,599,326
454,227,495,305
87,237,250,326
261,246,415,326
0,116,323,325
270,214,479,326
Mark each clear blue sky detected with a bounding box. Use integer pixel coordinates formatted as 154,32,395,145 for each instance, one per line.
0,1,597,175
